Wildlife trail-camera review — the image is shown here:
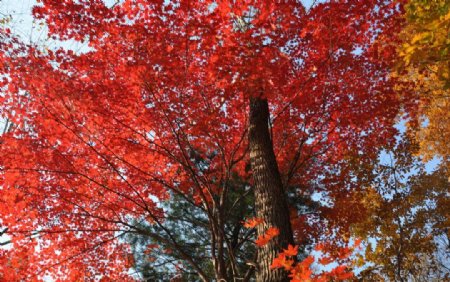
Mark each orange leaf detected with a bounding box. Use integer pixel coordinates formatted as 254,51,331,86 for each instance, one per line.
318,256,334,265
265,227,280,239
255,226,280,247
283,244,298,257
255,235,270,247
271,253,294,270
243,217,264,229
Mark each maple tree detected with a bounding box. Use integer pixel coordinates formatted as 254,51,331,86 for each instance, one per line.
0,0,405,281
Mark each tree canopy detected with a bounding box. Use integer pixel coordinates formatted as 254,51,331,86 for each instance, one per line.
0,0,447,281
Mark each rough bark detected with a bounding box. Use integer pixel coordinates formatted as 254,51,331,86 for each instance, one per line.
249,96,294,282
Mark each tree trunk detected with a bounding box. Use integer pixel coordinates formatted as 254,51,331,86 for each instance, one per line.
249,96,294,282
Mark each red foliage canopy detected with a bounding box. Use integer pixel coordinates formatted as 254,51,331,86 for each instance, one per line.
0,0,403,280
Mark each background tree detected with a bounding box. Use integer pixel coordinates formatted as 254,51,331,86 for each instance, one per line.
396,0,450,169
125,177,256,281
354,135,450,281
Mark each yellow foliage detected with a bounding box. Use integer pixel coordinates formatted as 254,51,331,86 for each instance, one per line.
352,138,449,280
397,0,450,167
